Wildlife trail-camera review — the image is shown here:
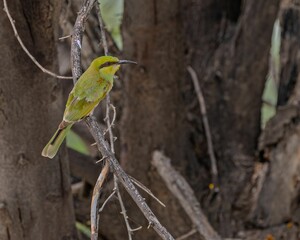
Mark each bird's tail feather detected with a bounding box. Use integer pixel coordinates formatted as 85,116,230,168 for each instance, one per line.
41,124,72,159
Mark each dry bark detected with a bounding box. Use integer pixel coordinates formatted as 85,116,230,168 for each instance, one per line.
0,0,77,239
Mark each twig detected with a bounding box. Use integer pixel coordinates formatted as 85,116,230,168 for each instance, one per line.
152,151,221,240
187,66,219,189
95,2,109,56
96,155,107,164
85,116,175,240
98,4,137,238
99,190,116,212
104,96,115,152
2,0,72,80
71,1,174,239
90,160,110,239
176,228,197,240
103,104,117,136
59,34,72,40
71,0,96,84
129,176,166,207
115,175,136,240
69,1,104,239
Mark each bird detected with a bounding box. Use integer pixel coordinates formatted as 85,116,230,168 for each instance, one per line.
42,56,136,159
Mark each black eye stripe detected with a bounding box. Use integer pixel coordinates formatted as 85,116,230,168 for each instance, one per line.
99,61,118,69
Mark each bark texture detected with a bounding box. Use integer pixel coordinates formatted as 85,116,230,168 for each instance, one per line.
182,0,280,236
0,0,77,239
113,0,198,239
246,1,300,238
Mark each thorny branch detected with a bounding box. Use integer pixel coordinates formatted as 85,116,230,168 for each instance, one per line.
85,117,174,240
2,0,72,80
71,0,96,84
96,3,137,239
71,1,174,239
91,2,140,240
187,66,219,189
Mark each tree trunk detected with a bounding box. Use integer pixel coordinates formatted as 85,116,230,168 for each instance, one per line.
245,1,300,239
99,0,200,239
0,0,77,239
182,0,280,237
95,0,300,239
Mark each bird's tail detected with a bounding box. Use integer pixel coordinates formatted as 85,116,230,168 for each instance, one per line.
41,124,72,159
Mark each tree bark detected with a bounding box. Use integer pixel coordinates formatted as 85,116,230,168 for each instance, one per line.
181,0,280,237
0,0,77,239
245,1,300,238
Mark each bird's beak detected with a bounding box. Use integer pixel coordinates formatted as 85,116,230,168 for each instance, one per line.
117,60,137,65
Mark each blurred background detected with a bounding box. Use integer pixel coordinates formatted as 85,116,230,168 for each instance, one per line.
1,0,299,239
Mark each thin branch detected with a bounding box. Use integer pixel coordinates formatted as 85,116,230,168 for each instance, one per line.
104,96,115,152
71,1,174,239
152,151,221,240
90,160,110,240
129,175,166,208
98,4,137,238
85,116,175,240
103,104,117,136
96,155,107,164
115,175,137,240
69,1,106,239
176,228,197,240
71,0,96,84
2,0,72,80
99,190,116,212
187,66,219,189
95,2,109,56
59,34,72,40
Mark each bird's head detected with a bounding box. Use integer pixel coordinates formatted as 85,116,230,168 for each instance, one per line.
92,56,136,76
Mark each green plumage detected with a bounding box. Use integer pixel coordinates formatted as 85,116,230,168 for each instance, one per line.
42,56,121,159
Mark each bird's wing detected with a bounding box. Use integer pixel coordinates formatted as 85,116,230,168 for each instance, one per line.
63,93,99,122
63,71,112,122
74,69,112,102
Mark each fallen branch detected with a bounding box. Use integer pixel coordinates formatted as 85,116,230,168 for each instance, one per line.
152,151,221,240
187,66,219,189
2,0,72,80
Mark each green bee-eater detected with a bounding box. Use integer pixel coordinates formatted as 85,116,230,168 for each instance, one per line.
42,56,136,159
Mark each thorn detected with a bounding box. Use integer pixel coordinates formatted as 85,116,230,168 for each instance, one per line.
147,221,153,229
96,156,107,163
132,226,142,232
59,34,72,40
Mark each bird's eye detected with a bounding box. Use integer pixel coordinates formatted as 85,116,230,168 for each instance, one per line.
99,61,118,69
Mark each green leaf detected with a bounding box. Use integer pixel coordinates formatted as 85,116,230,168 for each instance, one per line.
98,0,124,50
76,221,91,238
261,20,280,128
66,130,89,155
